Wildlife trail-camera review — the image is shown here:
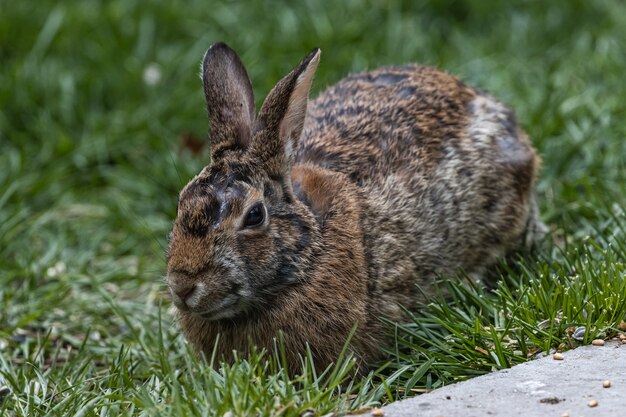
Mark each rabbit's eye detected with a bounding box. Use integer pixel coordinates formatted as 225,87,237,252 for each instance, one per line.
243,203,265,228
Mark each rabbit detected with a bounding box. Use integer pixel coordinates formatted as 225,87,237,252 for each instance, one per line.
166,42,546,373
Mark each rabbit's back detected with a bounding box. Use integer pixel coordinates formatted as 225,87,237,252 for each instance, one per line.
298,65,533,187
297,65,542,317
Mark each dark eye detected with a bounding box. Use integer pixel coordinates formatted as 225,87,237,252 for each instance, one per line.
243,203,265,228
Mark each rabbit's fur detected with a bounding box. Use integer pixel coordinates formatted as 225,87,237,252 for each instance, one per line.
166,43,545,372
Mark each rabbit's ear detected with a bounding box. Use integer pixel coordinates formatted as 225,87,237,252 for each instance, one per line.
255,48,320,172
202,42,255,158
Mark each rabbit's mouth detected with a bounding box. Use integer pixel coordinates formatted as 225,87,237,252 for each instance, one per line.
195,296,250,321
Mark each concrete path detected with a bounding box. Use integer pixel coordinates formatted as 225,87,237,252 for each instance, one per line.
359,341,625,417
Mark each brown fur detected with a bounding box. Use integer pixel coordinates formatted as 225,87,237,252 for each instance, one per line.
166,43,545,372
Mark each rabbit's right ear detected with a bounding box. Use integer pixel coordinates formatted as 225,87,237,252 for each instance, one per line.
202,42,255,159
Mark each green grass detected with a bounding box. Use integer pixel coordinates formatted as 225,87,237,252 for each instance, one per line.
1,0,625,415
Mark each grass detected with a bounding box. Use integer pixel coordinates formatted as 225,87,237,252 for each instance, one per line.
1,0,625,415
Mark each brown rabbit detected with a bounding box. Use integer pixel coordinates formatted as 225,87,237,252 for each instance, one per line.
166,42,545,372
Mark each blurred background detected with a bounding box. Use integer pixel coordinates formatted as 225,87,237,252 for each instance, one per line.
0,0,625,399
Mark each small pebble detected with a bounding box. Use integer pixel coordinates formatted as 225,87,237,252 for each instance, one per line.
602,380,611,388
618,333,626,340
561,413,570,417
591,339,605,346
553,352,564,360
372,409,384,417
619,320,626,331
588,399,598,407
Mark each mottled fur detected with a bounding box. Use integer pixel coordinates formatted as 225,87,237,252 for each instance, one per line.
166,43,545,372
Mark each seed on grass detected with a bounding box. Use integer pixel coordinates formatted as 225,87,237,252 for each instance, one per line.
588,400,598,407
301,409,316,417
553,352,564,360
591,339,605,346
10,333,26,343
602,380,611,388
0,386,11,401
537,318,551,329
372,408,384,416
572,326,586,341
475,346,489,356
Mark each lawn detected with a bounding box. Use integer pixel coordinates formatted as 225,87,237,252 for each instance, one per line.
1,0,625,416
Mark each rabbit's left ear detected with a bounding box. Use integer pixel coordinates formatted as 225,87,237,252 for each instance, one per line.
254,48,320,172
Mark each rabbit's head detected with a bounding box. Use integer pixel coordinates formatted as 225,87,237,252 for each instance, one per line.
166,43,321,321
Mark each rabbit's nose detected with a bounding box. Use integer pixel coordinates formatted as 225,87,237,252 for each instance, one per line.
168,277,197,310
